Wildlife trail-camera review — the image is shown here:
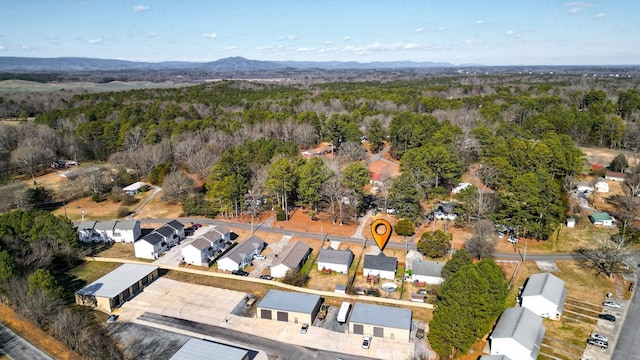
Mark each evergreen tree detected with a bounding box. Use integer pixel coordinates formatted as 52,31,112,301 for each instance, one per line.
441,249,472,279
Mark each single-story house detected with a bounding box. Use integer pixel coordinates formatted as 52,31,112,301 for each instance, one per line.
217,235,266,272
93,221,117,242
519,272,567,320
256,289,322,325
605,171,627,182
589,212,616,227
112,220,141,243
181,238,213,267
169,338,249,360
271,241,312,278
77,221,97,242
317,248,354,273
409,258,445,285
75,263,159,313
348,303,413,341
122,181,148,195
134,233,165,260
575,181,594,193
489,307,545,360
452,182,472,194
363,253,397,280
165,220,186,241
595,179,609,193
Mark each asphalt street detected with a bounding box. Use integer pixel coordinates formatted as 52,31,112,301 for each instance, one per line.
612,267,640,360
0,322,54,360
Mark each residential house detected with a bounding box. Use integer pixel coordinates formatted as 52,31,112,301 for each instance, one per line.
489,307,545,360
270,241,312,278
519,272,567,320
77,221,97,243
575,181,594,193
595,178,609,193
605,171,627,182
154,225,179,247
452,182,472,194
165,220,186,241
122,181,148,195
208,225,231,242
112,220,141,243
93,221,116,242
589,212,615,227
409,258,445,285
134,233,165,260
217,235,266,272
317,248,354,273
363,253,397,280
181,238,213,267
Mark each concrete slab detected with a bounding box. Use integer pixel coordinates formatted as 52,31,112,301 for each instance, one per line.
535,261,560,272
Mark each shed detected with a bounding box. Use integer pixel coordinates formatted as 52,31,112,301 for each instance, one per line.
181,238,213,267
122,181,148,195
256,289,321,325
170,338,249,360
317,248,354,273
75,264,159,313
217,235,266,272
112,220,141,243
489,307,545,360
589,212,615,227
566,218,575,228
363,253,397,280
270,241,312,278
409,258,445,285
520,272,567,320
348,303,412,341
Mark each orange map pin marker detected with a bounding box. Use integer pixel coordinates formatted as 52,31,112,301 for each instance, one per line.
371,218,392,251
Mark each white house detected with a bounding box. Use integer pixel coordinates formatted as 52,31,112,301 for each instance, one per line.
363,253,397,280
181,238,213,267
122,181,148,195
605,171,627,182
77,221,97,243
490,307,545,360
595,179,609,193
93,221,116,242
270,241,312,278
154,226,179,247
208,225,231,242
575,181,594,193
520,272,567,320
589,212,615,227
217,235,266,272
134,233,165,260
165,220,185,241
409,258,445,285
452,182,472,194
317,248,354,273
112,220,141,243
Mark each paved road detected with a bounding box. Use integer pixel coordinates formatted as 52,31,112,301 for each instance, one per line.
612,267,640,360
139,312,375,360
0,323,54,360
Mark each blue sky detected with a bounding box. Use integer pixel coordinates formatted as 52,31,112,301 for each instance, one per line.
1,0,638,65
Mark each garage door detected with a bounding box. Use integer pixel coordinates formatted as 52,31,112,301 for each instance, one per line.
353,324,363,334
373,327,384,338
260,309,272,320
277,311,289,322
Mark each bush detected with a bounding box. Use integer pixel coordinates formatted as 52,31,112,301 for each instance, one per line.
276,210,286,221
121,194,137,206
91,193,101,202
282,270,309,287
395,219,415,236
116,207,130,218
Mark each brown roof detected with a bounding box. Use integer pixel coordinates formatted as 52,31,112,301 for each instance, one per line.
274,241,312,269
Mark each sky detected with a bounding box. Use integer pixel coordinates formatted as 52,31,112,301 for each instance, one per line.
1,0,639,66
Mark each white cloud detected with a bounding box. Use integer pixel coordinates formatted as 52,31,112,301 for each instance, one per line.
594,13,606,18
0,46,5,51
296,47,316,52
564,2,594,13
506,30,516,35
133,5,149,12
256,45,274,52
149,32,157,37
437,27,447,31
203,33,217,39
87,38,103,44
476,20,485,25
415,27,424,33
569,7,582,13
288,35,297,40
343,36,351,41
224,46,237,50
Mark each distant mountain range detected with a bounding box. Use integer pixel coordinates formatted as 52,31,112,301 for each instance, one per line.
0,56,460,72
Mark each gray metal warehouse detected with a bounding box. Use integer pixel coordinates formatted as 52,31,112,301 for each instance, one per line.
170,338,249,360
348,303,413,341
75,263,159,313
256,289,321,324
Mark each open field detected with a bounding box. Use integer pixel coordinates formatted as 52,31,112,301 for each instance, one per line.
580,146,639,168
0,79,193,93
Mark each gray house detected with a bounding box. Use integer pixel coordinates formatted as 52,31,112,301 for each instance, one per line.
317,248,354,273
489,307,545,360
217,235,266,272
270,241,312,278
409,258,445,285
363,253,397,280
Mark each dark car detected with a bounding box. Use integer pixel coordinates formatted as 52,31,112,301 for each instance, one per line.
259,274,273,280
587,338,608,349
232,269,249,276
598,313,616,322
106,314,118,323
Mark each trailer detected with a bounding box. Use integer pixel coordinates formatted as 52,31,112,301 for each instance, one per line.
337,302,351,323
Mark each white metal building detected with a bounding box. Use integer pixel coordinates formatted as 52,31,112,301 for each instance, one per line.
170,338,249,360
256,289,321,324
348,303,412,341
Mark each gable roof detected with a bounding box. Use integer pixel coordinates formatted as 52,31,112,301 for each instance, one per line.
165,220,184,231
210,225,230,236
363,253,397,272
589,211,613,221
139,232,163,246
257,289,320,314
411,258,445,277
170,338,248,360
77,221,96,231
273,241,311,269
220,235,265,264
94,221,116,231
114,220,139,231
491,307,545,356
201,229,223,243
317,248,353,265
154,226,175,238
188,237,211,251
122,181,147,192
349,303,412,330
521,273,567,310
75,263,158,298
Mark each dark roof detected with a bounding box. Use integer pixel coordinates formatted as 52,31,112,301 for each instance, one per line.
274,241,311,269
220,235,265,264
363,253,397,272
317,248,354,265
166,220,184,231
257,289,321,314
349,303,412,329
154,226,175,238
139,232,163,245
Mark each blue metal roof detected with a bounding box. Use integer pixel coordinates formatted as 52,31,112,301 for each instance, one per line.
349,303,412,330
257,289,321,314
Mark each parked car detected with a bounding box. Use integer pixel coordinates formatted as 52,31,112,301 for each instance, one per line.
361,335,371,349
259,274,273,280
507,235,518,243
603,301,621,308
106,314,118,323
300,323,309,334
253,254,266,260
587,338,608,349
232,269,249,276
598,314,616,322
590,334,608,342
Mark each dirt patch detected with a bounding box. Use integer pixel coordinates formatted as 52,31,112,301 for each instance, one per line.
580,146,639,168
274,208,359,238
132,192,183,219
0,304,82,360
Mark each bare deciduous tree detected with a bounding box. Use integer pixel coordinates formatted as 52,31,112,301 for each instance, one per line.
161,171,195,203
465,220,498,260
575,235,633,278
10,137,54,178
338,141,367,163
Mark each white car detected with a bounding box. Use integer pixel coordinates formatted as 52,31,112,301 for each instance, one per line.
590,334,608,342
361,335,371,349
253,254,266,260
603,301,621,309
